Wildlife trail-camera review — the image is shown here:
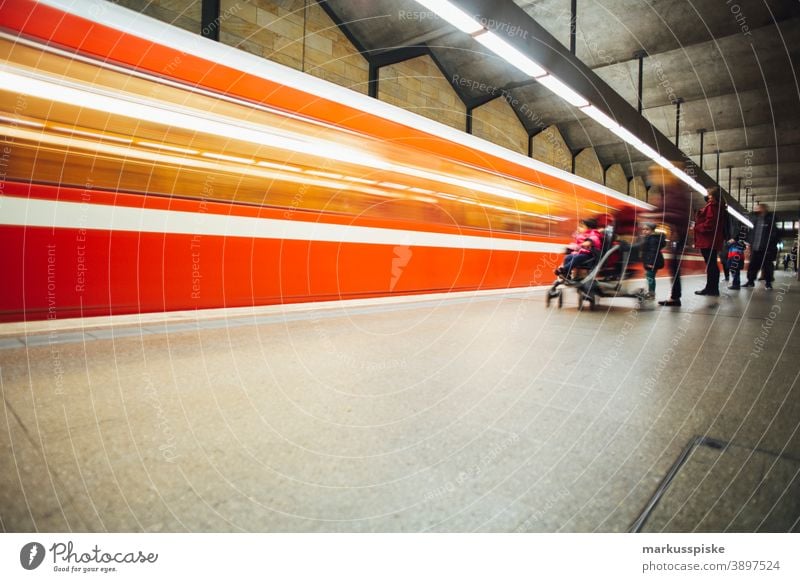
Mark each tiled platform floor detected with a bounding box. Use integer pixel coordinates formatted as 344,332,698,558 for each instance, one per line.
1,273,798,532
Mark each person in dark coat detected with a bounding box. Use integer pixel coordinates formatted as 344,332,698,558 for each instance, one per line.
639,222,665,299
726,237,747,289
693,188,726,296
745,203,779,289
645,164,693,307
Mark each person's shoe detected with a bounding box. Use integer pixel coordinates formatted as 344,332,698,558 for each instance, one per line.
743,281,755,287
765,282,773,289
728,285,740,290
695,289,709,295
658,299,681,306
724,276,730,282
706,290,720,296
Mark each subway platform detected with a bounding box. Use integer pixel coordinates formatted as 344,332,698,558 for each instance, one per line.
1,273,798,533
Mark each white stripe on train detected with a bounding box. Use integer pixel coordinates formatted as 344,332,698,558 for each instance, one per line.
1,196,567,253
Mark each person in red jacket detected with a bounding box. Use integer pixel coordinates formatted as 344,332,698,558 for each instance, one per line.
693,188,726,296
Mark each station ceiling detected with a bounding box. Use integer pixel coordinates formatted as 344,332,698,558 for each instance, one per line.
322,0,800,217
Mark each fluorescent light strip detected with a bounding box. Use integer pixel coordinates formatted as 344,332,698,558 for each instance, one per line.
139,141,198,154
536,75,589,108
727,206,753,228
408,187,435,194
343,176,379,185
256,160,301,172
305,170,343,179
0,114,45,128
53,126,132,143
414,0,484,34
201,152,256,164
581,105,617,130
474,31,547,78
378,181,410,190
582,105,706,194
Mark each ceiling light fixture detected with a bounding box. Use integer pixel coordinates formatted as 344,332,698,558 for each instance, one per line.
473,31,548,78
414,0,484,34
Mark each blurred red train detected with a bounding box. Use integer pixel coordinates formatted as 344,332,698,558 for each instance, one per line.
0,0,688,323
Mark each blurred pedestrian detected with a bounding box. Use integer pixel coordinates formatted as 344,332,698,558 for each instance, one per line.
745,203,778,289
693,188,725,296
639,222,665,299
726,237,746,289
645,163,693,307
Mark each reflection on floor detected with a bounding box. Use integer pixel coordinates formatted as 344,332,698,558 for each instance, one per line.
1,273,798,532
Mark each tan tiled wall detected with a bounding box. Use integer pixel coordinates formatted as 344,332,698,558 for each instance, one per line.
219,0,369,92
114,0,201,34
605,164,628,194
531,126,572,172
379,55,465,130
574,148,604,183
471,98,528,155
629,176,648,201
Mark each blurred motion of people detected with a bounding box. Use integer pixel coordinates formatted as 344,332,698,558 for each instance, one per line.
555,218,602,279
639,222,666,300
693,187,726,296
645,163,693,307
745,203,779,289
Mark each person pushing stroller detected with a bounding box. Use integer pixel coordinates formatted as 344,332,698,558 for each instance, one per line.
555,218,602,279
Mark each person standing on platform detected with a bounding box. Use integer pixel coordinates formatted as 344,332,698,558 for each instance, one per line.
639,222,665,300
645,163,693,307
720,240,731,282
745,203,779,289
726,236,747,290
693,188,726,296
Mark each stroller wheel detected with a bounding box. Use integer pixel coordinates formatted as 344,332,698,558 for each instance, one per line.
546,288,562,308
557,291,563,308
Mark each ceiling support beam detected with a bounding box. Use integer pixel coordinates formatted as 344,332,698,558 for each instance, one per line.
674,97,683,148
367,63,378,98
698,129,706,170
728,166,733,196
634,50,646,115
201,0,220,41
569,0,577,55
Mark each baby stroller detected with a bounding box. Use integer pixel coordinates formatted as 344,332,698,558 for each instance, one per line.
545,215,649,311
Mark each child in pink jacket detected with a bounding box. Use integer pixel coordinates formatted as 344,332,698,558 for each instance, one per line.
556,218,602,278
